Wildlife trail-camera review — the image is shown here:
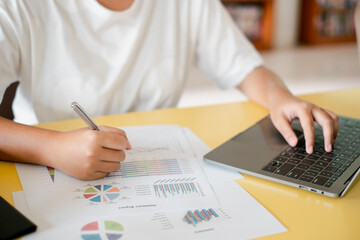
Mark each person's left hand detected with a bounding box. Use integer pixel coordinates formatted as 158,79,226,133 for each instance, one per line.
237,66,338,154
268,92,338,154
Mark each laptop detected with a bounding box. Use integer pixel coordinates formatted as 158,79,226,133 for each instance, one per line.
204,115,360,197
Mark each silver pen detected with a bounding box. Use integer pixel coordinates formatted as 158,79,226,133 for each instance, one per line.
71,101,101,131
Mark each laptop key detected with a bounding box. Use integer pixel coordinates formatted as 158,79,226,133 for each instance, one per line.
312,176,329,186
319,171,333,178
286,147,298,154
268,160,282,167
343,149,356,155
307,155,320,161
323,152,337,158
302,159,316,165
293,154,306,160
315,148,326,154
329,162,342,168
280,152,293,158
339,153,352,158
299,175,314,182
287,158,301,164
274,163,296,176
324,166,339,173
297,149,308,155
297,163,311,170
304,170,318,177
263,166,277,173
286,168,305,179
273,156,288,162
333,157,347,164
329,177,337,182
324,181,334,188
319,156,333,163
338,167,348,174
332,149,342,155
344,162,352,168
312,150,324,156
310,165,323,172
347,145,358,151
314,161,329,167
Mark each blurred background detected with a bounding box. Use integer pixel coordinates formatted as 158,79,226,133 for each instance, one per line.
1,0,360,119
179,0,360,107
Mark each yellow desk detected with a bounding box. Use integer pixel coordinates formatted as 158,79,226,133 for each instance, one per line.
1,88,360,239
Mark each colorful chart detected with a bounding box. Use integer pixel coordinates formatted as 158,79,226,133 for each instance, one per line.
126,146,170,154
154,182,199,198
183,209,219,227
47,166,55,183
83,185,120,203
108,159,182,178
81,220,123,240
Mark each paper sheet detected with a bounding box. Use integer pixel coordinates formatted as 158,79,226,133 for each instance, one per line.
15,180,287,240
14,125,287,240
182,127,243,184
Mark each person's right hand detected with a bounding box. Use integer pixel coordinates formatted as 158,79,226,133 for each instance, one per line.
45,126,131,180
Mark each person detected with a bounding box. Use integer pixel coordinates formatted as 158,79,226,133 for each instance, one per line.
0,0,338,180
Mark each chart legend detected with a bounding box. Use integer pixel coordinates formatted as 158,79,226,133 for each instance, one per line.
83,185,120,203
81,220,123,240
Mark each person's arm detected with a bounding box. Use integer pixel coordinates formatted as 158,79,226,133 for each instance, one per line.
238,66,338,154
0,116,131,180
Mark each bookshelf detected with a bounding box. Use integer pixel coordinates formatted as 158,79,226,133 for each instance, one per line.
222,0,274,50
300,0,358,45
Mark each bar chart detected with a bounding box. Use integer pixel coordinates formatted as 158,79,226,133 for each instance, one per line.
107,159,183,178
183,208,220,227
153,182,201,198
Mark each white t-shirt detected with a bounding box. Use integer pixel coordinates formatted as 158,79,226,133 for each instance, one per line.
0,0,263,124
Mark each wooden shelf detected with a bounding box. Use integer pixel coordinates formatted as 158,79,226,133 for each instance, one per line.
300,0,357,45
222,0,274,50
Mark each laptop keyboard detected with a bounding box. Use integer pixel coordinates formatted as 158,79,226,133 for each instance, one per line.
262,117,360,188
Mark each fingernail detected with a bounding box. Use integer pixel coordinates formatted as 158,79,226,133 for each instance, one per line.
288,137,297,146
307,145,313,154
326,144,332,152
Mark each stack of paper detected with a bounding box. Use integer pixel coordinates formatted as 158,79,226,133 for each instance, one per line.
14,125,287,239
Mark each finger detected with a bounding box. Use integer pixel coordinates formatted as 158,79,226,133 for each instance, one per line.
100,126,132,149
298,112,315,154
271,115,298,147
97,161,121,173
322,109,339,141
98,148,126,163
312,108,334,152
100,126,128,137
99,132,131,150
83,171,108,180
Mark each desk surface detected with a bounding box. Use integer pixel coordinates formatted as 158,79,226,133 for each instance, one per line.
1,88,360,240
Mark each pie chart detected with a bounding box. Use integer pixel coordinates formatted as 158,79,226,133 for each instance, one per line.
81,220,123,240
83,185,120,203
